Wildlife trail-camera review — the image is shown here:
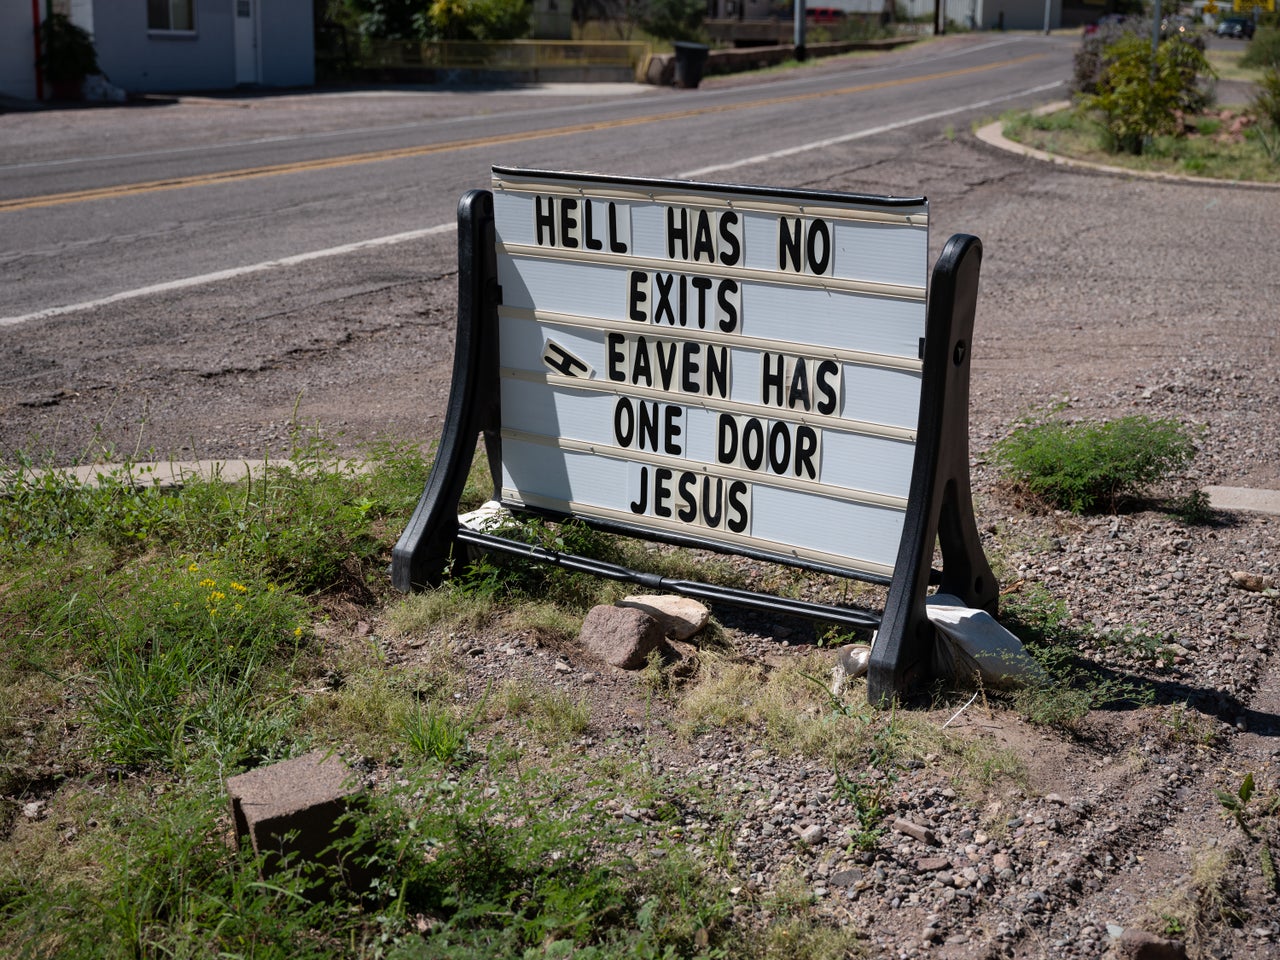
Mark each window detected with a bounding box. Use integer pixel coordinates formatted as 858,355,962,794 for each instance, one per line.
148,0,195,32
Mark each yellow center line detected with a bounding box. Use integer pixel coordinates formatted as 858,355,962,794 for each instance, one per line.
2,53,1044,214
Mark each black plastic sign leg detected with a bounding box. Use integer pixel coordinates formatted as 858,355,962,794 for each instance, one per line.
869,234,999,704
391,190,499,591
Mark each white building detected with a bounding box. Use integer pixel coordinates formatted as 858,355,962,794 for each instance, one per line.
1,0,314,101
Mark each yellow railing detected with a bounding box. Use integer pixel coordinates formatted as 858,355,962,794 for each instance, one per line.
364,39,650,71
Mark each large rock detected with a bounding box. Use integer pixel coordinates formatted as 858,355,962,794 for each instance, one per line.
580,605,668,669
617,595,709,640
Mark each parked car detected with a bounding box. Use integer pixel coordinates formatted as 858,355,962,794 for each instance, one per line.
806,7,846,23
1216,16,1255,38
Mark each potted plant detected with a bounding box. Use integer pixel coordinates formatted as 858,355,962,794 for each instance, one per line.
38,13,100,99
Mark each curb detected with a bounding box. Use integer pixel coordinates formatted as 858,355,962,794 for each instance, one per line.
1205,486,1280,517
973,111,1280,191
5,459,370,489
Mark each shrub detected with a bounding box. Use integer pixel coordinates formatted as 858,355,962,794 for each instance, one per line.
640,0,705,41
991,414,1197,513
1082,33,1215,153
1072,17,1142,95
1242,26,1280,69
426,0,531,39
1253,64,1280,127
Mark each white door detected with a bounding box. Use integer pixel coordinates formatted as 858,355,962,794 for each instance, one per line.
234,0,259,85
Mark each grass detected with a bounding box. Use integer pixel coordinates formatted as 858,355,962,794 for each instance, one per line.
0,426,1177,957
1001,102,1280,182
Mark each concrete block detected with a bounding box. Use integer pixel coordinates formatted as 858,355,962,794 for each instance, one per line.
226,750,362,881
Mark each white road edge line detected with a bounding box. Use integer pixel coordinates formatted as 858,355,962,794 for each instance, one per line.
0,223,456,328
677,80,1065,178
3,80,1064,329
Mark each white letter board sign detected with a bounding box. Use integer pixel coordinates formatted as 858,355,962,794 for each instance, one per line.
491,167,929,580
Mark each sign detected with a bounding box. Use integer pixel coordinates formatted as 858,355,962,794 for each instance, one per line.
1204,1,1219,13
1233,0,1273,10
491,168,929,580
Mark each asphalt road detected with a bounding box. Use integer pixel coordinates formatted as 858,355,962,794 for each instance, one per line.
7,31,1275,488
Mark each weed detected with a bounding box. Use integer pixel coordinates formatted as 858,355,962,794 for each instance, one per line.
527,690,592,743
992,413,1198,513
1001,584,1155,729
1216,772,1257,836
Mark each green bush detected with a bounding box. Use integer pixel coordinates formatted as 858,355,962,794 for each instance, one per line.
1253,64,1280,127
1083,32,1215,154
991,414,1198,513
1242,26,1280,68
427,0,531,40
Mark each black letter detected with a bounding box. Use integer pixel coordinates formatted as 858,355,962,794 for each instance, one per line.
663,404,684,456
727,481,749,533
806,218,831,274
701,477,724,528
608,202,628,253
677,472,698,522
768,421,791,475
654,468,674,518
706,346,729,399
742,418,764,472
559,197,578,249
815,360,840,415
654,273,676,325
629,271,648,323
718,211,741,266
716,278,739,333
613,396,635,448
681,342,701,394
779,217,802,272
607,333,627,382
630,466,648,514
638,400,659,451
795,426,819,480
692,210,715,262
716,414,738,465
535,196,555,246
584,200,603,251
788,358,811,411
666,207,689,260
761,353,785,406
691,276,713,329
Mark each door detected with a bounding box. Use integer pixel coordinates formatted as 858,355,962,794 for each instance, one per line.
234,0,259,85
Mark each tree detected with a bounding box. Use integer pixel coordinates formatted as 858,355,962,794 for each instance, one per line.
1083,33,1215,154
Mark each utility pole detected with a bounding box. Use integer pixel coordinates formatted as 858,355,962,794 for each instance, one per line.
795,0,807,60
935,0,946,34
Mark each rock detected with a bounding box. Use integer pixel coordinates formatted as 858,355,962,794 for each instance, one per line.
798,824,825,845
22,800,45,820
829,868,864,887
617,595,709,640
580,605,668,669
1230,570,1276,592
917,856,952,872
892,818,939,845
1115,928,1188,960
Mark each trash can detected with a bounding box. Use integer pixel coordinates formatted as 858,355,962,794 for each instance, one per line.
672,41,710,89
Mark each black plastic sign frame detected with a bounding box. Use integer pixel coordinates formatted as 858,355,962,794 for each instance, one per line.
393,168,998,702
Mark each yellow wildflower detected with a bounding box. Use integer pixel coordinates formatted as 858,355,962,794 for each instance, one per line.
230,582,247,593
188,562,200,573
